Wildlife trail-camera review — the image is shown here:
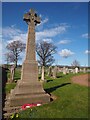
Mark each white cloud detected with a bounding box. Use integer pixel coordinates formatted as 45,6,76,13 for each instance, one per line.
81,33,88,39
2,26,27,64
36,24,69,41
59,49,74,58
42,18,48,24
2,26,23,39
36,18,49,31
42,38,53,43
85,50,90,54
36,38,53,44
39,14,42,18
37,18,48,27
3,23,69,44
7,33,27,44
2,26,27,44
58,40,71,44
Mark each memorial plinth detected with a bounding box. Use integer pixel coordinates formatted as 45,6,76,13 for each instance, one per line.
6,9,50,107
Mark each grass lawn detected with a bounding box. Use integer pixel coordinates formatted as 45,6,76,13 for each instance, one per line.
14,68,21,80
15,72,88,119
5,83,16,94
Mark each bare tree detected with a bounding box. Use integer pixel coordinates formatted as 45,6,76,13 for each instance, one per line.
5,52,11,65
71,59,80,67
6,40,25,67
36,41,56,80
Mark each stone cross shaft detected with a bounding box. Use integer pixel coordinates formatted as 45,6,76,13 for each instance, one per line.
23,9,40,61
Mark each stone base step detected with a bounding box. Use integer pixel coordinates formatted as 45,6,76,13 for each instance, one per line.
7,93,50,107
3,106,22,119
3,106,21,112
5,101,10,106
4,112,15,118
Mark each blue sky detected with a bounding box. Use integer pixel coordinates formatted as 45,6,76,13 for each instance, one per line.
1,2,89,66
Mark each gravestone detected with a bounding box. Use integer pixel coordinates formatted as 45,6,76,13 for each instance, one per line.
56,66,60,73
6,9,50,107
59,67,63,73
10,64,15,83
41,66,45,81
66,67,69,74
75,67,79,73
83,68,86,73
79,68,82,72
53,66,57,79
63,67,67,75
72,69,75,74
48,66,52,77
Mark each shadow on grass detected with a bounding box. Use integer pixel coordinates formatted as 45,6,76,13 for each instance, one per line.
44,82,71,94
38,76,41,79
56,75,64,78
46,80,53,82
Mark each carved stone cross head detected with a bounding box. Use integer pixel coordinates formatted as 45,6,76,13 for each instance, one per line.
23,9,41,26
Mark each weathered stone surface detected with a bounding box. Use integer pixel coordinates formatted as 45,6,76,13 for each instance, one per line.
10,64,15,83
5,9,50,109
21,61,38,82
66,68,69,74
53,66,57,79
63,67,67,75
8,94,50,107
48,66,52,77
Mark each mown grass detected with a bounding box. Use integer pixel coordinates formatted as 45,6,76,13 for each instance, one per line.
5,83,16,94
16,72,88,119
14,68,21,80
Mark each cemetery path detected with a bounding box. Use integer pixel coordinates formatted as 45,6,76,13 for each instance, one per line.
72,74,90,87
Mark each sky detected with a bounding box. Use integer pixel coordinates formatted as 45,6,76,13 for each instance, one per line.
1,2,89,66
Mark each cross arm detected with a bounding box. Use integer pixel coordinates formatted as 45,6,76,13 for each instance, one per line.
23,13,30,21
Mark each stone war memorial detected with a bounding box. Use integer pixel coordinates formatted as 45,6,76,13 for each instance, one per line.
5,9,50,108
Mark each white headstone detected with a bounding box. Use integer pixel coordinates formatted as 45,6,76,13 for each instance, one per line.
66,68,69,74
75,67,79,73
63,67,67,75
